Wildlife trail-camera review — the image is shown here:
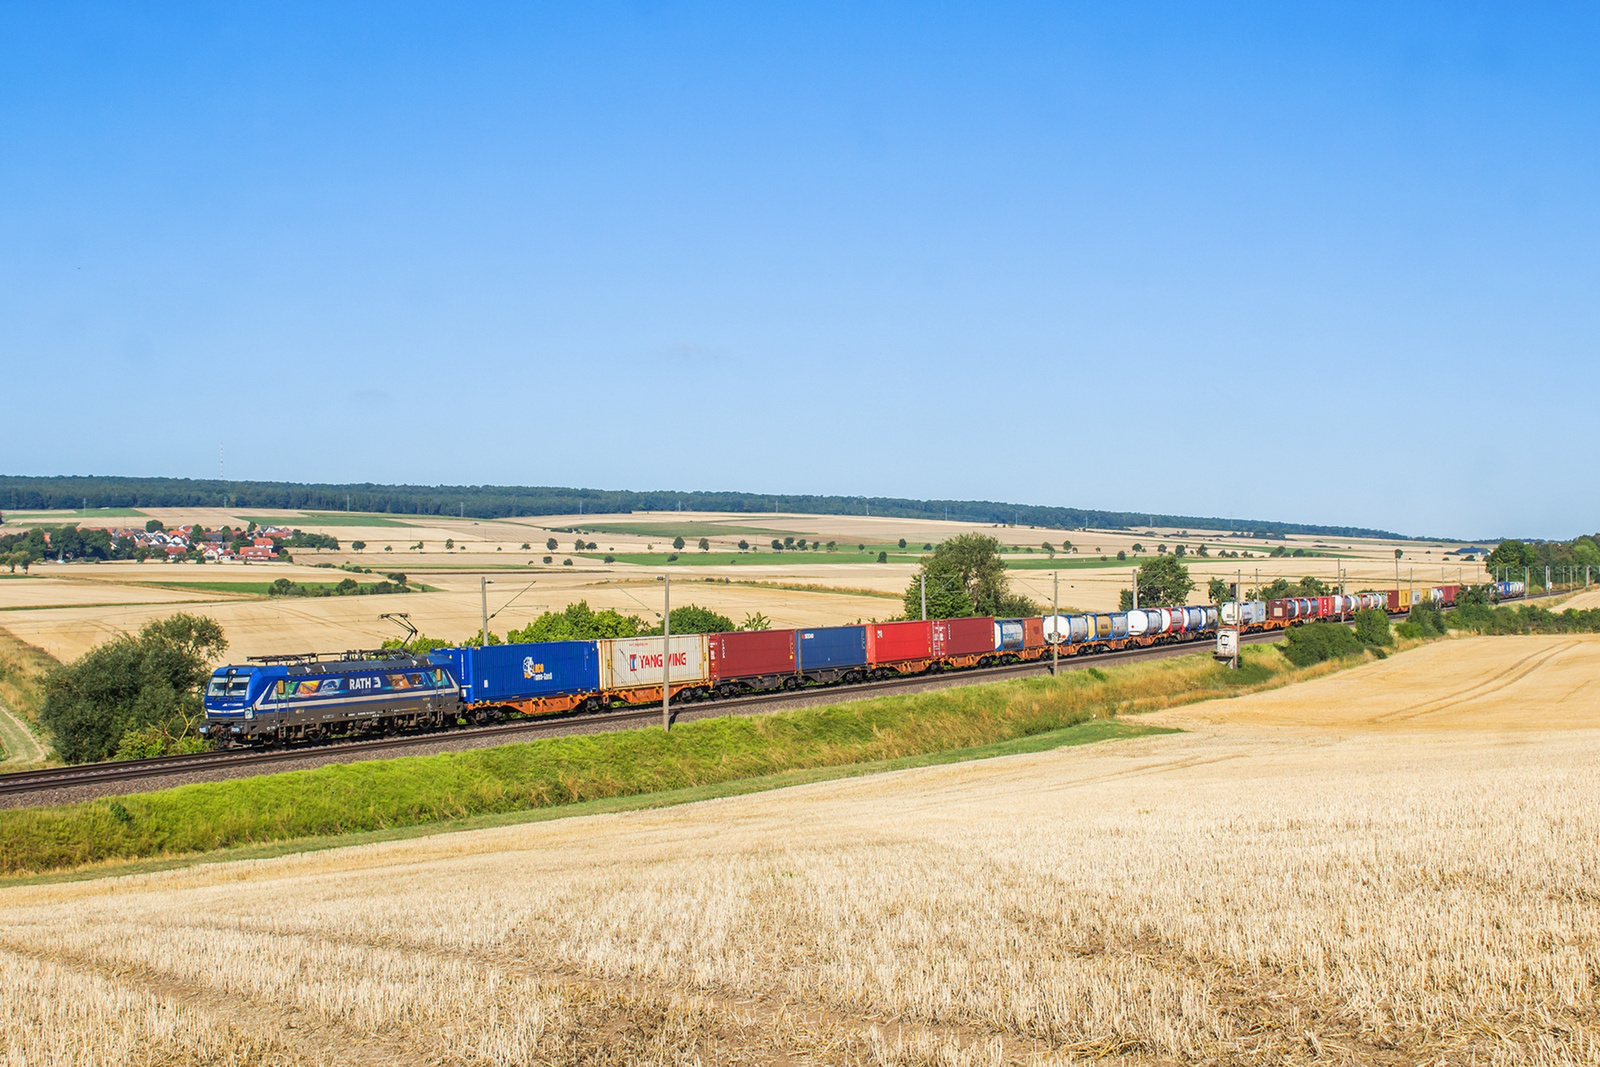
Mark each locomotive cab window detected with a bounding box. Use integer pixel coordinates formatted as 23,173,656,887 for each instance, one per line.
207,677,251,699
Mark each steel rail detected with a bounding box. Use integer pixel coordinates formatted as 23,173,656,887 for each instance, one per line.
0,631,1279,797
0,590,1558,799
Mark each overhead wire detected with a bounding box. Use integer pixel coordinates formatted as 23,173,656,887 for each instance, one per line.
486,579,539,623
601,579,664,619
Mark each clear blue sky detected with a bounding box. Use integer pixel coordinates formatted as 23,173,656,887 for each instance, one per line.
2,4,1595,538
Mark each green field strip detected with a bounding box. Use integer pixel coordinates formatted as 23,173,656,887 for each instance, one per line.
241,513,416,528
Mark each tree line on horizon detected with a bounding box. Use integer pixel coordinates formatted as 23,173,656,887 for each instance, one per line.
0,474,1405,540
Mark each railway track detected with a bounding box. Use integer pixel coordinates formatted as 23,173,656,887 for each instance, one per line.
0,630,1284,800
2,591,1561,803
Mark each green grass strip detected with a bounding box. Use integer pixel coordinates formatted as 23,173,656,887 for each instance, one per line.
2,718,1162,886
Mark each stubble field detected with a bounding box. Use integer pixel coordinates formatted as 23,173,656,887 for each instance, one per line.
0,633,1593,1065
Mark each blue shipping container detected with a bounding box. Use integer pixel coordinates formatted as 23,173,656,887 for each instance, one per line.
797,626,868,670
447,641,600,705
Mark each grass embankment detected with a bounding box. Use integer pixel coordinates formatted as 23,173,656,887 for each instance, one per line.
1,644,1321,878
0,628,55,768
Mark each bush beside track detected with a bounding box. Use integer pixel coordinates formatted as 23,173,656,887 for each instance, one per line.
0,645,1367,877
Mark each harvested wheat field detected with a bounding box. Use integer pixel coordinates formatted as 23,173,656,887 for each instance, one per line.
3,635,1597,1065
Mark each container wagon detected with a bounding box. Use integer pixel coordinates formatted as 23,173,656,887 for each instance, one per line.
931,616,995,667
598,635,711,704
441,640,600,716
865,620,934,675
797,625,869,684
709,629,798,695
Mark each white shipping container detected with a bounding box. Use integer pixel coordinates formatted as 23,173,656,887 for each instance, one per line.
599,635,710,691
1222,601,1266,626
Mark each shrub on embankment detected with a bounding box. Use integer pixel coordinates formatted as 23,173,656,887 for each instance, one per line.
0,647,1306,876
1448,603,1600,636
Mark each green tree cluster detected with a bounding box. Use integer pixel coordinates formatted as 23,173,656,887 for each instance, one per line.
1253,576,1331,601
900,533,1037,619
1279,622,1365,667
506,601,647,642
284,529,340,550
1398,600,1448,639
643,605,736,636
1352,608,1394,647
1448,602,1600,635
268,575,408,598
1117,555,1195,611
0,524,132,563
1485,536,1600,590
39,614,226,763
379,635,454,654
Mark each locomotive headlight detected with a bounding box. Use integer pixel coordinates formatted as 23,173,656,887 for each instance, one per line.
245,707,254,720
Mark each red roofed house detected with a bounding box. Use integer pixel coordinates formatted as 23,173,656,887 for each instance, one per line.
239,545,275,562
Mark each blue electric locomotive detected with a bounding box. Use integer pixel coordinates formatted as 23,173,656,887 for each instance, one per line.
200,650,465,745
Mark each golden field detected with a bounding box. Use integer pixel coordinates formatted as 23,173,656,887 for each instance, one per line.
0,633,1594,1065
0,509,1490,663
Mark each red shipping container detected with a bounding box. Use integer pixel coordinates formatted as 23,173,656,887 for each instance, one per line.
865,620,932,665
708,629,796,682
1023,617,1045,649
1269,599,1290,620
1317,596,1333,617
932,617,995,656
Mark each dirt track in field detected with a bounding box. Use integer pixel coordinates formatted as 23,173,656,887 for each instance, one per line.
1147,632,1600,732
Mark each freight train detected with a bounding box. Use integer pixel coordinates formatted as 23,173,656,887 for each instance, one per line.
201,580,1524,746
1220,581,1525,633
201,610,1222,745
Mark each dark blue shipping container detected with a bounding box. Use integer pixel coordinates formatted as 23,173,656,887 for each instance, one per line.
797,626,867,670
445,641,600,705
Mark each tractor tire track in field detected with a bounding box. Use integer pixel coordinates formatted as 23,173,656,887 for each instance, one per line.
0,695,45,769
0,927,986,1066
1369,640,1580,725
